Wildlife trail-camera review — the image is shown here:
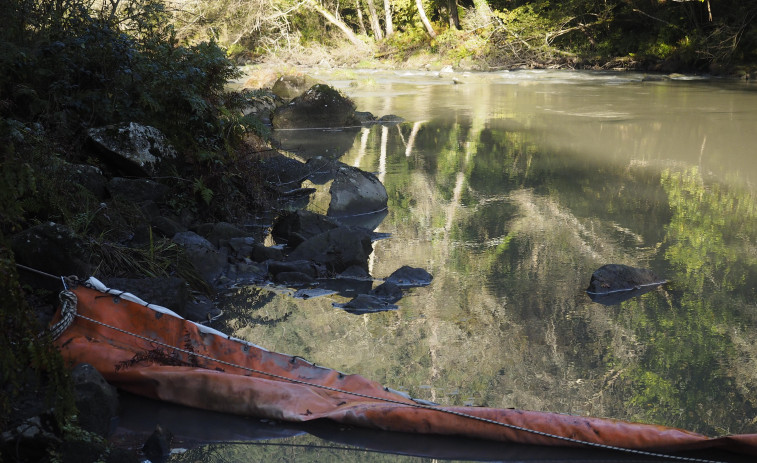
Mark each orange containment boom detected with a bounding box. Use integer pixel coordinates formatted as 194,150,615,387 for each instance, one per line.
52,280,757,459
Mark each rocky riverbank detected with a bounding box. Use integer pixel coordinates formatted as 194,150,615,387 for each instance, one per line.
3,74,433,462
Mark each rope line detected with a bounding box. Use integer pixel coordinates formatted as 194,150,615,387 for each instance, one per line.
274,125,365,131
586,280,668,296
71,310,723,463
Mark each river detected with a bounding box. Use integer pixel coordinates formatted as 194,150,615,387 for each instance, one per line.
162,69,757,462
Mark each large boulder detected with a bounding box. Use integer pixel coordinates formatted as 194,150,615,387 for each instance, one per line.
287,227,373,274
271,74,321,100
108,177,169,203
12,222,92,290
272,84,359,129
87,123,179,177
586,264,666,305
194,222,251,249
256,152,310,186
64,163,108,199
71,363,118,437
240,89,283,124
328,164,388,219
100,277,190,316
172,231,228,288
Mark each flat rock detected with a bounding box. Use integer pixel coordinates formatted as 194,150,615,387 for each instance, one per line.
334,293,398,314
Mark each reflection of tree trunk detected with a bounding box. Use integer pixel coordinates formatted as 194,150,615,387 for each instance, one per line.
365,0,383,40
416,0,436,38
384,0,394,36
379,125,388,185
405,121,424,157
355,0,367,35
445,172,465,231
308,0,366,48
354,127,371,168
448,0,460,30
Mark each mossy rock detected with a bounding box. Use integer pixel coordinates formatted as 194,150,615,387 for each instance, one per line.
272,84,359,129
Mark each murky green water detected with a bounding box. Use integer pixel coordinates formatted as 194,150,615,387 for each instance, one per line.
183,70,757,461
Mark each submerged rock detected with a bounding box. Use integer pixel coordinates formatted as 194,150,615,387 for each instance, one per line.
377,114,405,125
370,281,403,304
586,264,666,305
272,210,340,248
287,226,373,273
385,266,434,287
334,293,398,314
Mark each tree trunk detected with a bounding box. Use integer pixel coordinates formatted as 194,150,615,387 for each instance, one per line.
384,0,394,36
365,0,383,40
355,0,367,35
308,0,367,48
448,0,461,30
416,0,436,38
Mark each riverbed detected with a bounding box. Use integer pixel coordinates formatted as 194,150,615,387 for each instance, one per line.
162,69,757,461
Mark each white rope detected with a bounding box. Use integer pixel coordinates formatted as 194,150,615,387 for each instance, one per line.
70,309,723,463
47,290,77,340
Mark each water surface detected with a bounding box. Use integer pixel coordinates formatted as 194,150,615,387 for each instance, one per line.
193,70,757,460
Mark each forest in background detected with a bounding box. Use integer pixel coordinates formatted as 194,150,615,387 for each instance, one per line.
173,0,757,72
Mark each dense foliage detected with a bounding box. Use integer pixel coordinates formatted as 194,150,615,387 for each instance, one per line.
175,0,757,71
0,0,260,151
0,0,264,453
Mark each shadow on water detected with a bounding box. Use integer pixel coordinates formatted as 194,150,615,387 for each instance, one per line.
113,393,752,463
